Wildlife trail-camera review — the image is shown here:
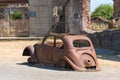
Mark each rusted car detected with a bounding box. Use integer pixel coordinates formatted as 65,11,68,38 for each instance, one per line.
23,33,100,71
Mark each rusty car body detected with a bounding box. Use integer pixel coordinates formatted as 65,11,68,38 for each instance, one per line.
23,33,100,71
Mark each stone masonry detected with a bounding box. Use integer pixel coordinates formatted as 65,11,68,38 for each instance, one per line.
29,0,53,36
65,0,90,34
113,0,120,18
29,0,90,36
89,30,120,50
113,0,120,28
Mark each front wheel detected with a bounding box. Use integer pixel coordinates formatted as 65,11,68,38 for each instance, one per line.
27,56,38,64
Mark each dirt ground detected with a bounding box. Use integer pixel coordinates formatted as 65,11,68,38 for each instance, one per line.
0,41,120,80
0,41,37,63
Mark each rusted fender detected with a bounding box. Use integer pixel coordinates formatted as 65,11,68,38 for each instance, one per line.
22,45,34,56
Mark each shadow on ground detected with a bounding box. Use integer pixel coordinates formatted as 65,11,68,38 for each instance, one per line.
95,48,120,62
17,62,72,71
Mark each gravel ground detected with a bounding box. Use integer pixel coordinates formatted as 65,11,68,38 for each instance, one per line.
0,41,120,80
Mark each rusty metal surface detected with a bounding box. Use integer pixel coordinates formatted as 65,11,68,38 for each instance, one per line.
23,33,100,71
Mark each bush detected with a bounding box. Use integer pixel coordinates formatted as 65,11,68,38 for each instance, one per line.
91,4,113,20
10,11,23,19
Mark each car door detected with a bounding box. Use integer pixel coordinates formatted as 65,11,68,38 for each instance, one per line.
52,37,64,64
37,36,54,64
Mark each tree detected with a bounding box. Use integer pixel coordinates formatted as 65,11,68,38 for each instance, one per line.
91,4,113,20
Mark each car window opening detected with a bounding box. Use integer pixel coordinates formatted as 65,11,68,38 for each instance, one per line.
73,40,90,48
56,38,64,49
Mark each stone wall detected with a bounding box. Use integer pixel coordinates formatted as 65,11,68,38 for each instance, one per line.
113,0,120,28
29,0,53,37
89,30,120,50
82,0,91,29
113,0,120,18
29,0,91,36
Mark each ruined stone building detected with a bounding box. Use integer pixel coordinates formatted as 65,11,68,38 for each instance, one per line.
29,0,90,36
24,0,120,36
1,0,120,37
0,0,29,37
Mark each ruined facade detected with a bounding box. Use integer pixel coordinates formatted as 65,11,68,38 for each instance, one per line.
65,0,90,34
1,0,120,37
29,0,90,36
0,1,29,37
29,0,53,36
0,0,91,37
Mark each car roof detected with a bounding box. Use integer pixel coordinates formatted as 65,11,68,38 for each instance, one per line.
46,33,93,49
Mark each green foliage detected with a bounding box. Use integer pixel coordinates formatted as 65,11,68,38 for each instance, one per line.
10,11,23,19
91,4,113,20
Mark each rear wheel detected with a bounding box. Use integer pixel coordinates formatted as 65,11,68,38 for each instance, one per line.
57,59,73,70
65,61,73,70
